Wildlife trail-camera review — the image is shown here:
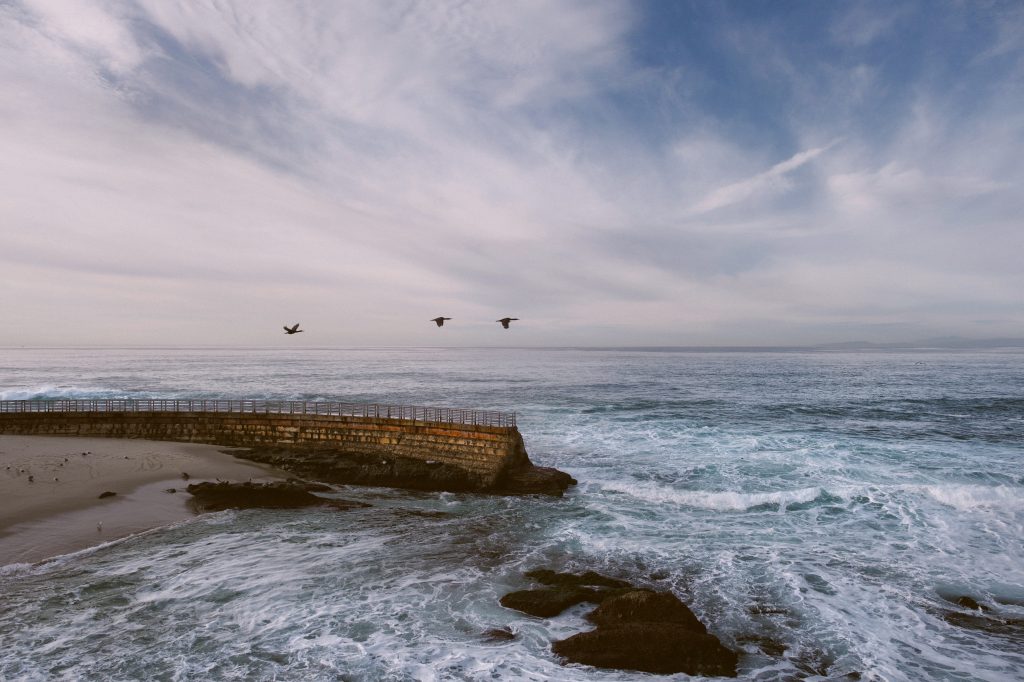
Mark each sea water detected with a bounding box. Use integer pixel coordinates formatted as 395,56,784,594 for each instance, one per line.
1,347,1022,681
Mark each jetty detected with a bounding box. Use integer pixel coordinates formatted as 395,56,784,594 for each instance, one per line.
0,399,575,495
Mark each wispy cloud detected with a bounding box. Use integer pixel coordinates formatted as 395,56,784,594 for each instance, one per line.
687,140,838,215
1,1,1022,346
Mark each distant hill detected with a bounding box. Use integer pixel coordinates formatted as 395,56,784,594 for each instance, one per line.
815,337,1024,350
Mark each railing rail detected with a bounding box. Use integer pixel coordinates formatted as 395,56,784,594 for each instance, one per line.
0,399,516,428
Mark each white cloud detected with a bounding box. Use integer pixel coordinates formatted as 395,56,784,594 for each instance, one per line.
22,0,145,73
1,1,1022,346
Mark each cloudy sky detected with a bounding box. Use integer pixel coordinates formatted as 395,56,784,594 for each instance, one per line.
1,0,1022,347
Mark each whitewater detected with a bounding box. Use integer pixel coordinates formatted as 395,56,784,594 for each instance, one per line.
1,347,1022,680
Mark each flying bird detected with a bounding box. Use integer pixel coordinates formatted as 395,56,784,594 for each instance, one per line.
497,317,519,329
283,323,303,335
431,317,452,327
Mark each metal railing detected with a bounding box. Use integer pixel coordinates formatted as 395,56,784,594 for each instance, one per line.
0,399,516,428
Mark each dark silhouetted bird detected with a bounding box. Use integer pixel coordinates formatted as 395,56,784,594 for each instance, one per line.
283,323,303,335
497,317,519,329
431,317,452,327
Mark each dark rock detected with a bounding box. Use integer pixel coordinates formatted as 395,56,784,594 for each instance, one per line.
736,634,788,657
185,481,369,512
497,465,577,496
955,596,986,611
525,569,629,589
231,446,575,496
552,623,738,677
98,491,117,499
586,589,707,634
500,587,611,618
235,447,481,493
482,627,518,642
943,611,1024,640
164,488,177,494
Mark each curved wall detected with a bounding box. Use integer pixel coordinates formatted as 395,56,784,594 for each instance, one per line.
0,412,530,488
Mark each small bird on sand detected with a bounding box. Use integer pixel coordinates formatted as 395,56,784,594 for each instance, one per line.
283,323,303,335
28,475,34,483
97,522,103,533
431,317,452,327
497,317,519,329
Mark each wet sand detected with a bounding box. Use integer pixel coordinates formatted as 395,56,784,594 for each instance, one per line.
0,435,288,564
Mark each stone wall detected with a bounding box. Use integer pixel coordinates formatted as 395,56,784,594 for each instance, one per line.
0,412,530,488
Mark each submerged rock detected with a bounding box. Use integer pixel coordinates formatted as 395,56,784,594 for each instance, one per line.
943,610,1024,640
552,623,738,677
97,491,117,499
952,595,988,611
500,568,632,617
735,633,788,657
481,626,518,642
185,481,367,512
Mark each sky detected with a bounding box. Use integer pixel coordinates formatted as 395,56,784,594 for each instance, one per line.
1,0,1022,347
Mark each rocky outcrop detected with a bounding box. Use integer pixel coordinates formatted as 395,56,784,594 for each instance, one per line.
233,446,576,496
552,623,738,677
500,569,739,677
499,569,633,617
185,480,368,512
585,588,707,633
525,568,630,589
500,586,613,618
497,465,578,496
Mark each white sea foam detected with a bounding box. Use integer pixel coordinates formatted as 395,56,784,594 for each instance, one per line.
0,561,33,576
598,480,824,511
3,348,1024,680
922,484,1024,512
0,384,114,400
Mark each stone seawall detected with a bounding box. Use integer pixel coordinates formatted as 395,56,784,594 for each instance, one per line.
0,412,532,489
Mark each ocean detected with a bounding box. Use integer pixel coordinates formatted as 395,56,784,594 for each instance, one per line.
1,347,1022,681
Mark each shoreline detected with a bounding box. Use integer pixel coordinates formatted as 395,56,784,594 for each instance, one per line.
0,435,289,564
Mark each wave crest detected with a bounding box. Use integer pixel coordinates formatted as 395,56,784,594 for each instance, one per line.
599,481,824,511
923,484,1024,512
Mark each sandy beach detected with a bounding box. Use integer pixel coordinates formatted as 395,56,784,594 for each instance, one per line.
0,435,288,565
